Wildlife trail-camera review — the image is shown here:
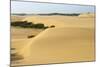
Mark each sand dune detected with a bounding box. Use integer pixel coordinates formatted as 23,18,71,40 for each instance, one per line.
11,27,95,66
11,15,95,66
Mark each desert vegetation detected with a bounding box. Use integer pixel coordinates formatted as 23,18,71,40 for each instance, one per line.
27,35,36,38
11,47,24,66
50,25,55,28
11,53,24,61
12,13,80,16
37,13,80,16
11,21,49,29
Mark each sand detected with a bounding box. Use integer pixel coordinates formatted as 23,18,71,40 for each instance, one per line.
11,14,95,66
79,13,95,18
11,27,43,39
11,27,43,54
11,15,25,22
22,15,95,28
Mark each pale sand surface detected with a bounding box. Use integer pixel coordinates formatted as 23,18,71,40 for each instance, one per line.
11,15,25,22
22,15,95,28
11,27,43,39
11,15,95,66
11,27,43,54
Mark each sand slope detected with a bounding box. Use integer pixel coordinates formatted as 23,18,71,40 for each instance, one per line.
11,15,95,66
12,27,95,66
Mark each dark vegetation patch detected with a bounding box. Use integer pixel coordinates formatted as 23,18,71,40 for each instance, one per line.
11,21,49,29
12,13,80,16
38,13,80,16
11,48,16,50
50,25,55,28
11,53,24,61
27,35,35,38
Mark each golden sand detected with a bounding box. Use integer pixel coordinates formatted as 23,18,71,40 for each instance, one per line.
11,14,95,66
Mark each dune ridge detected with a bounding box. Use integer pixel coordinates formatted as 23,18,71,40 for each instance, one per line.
11,27,95,66
11,14,95,66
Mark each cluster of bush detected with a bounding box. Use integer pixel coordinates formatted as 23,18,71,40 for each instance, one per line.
11,21,55,29
38,13,80,16
11,21,48,29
